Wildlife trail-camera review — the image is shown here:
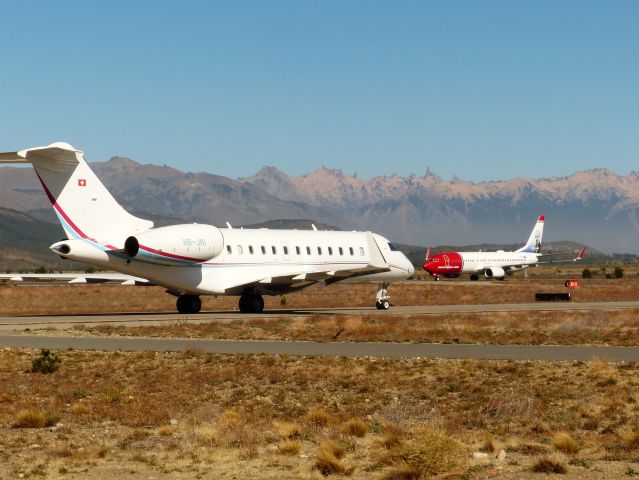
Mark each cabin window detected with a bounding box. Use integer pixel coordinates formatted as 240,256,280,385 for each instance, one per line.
306,246,311,255
283,246,289,255
272,246,277,254
295,246,301,255
339,247,343,255
349,247,354,255
261,245,266,254
328,247,333,255
317,246,322,255
226,245,232,254
248,246,254,254
359,247,365,256
237,245,243,255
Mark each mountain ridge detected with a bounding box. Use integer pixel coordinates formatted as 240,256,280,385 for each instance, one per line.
1,158,637,254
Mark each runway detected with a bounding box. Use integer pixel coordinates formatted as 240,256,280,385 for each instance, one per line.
1,300,638,331
1,334,639,361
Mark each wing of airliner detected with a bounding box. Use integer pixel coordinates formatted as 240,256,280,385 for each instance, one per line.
0,273,153,285
535,247,587,264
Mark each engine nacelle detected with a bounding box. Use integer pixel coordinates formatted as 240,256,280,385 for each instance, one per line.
50,239,110,265
124,224,224,264
485,266,505,279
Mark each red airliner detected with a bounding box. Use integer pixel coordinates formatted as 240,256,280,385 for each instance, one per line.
423,215,586,281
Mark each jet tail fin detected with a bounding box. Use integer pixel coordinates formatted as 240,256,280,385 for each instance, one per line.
516,215,544,253
0,142,153,246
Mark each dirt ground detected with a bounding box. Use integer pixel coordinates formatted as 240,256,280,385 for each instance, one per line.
3,349,639,479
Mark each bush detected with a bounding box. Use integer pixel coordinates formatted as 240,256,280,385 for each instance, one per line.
378,428,466,477
552,432,579,454
531,457,567,474
581,268,592,279
614,266,624,279
31,349,61,374
341,418,369,437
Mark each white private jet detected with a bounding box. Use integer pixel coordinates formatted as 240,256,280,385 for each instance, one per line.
0,142,414,312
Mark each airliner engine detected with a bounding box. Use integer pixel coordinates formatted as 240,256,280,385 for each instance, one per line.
484,266,505,279
124,224,224,264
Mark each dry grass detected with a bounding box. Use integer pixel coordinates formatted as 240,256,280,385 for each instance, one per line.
2,349,639,478
382,463,421,480
274,420,303,439
2,274,639,316
531,457,568,474
341,418,369,437
315,441,350,475
553,432,580,454
377,428,467,476
306,408,334,427
480,433,496,453
76,307,639,347
13,409,46,428
156,425,174,436
278,439,301,455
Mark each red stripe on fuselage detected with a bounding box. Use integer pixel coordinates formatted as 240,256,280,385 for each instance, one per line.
138,245,205,263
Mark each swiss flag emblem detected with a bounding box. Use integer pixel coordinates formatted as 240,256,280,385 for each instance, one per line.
78,179,87,187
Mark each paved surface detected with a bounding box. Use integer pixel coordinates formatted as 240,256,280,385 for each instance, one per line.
1,301,638,331
1,334,639,361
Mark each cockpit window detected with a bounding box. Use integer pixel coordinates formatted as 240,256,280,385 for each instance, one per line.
388,242,401,251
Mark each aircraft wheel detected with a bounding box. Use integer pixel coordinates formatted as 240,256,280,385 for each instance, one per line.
251,294,264,313
375,299,390,310
177,295,201,314
239,293,264,313
470,274,479,281
239,294,250,313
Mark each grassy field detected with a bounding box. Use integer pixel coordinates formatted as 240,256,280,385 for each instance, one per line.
1,275,639,316
3,349,639,479
77,308,639,346
2,269,639,478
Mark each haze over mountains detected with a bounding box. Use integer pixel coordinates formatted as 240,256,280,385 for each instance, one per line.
0,157,637,260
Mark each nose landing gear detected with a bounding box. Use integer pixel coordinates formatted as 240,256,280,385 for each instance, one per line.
375,282,391,310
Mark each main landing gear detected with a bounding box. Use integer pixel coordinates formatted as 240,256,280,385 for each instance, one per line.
239,293,264,313
375,282,391,310
470,274,479,281
177,295,202,314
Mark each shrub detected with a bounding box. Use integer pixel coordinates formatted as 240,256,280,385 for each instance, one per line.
531,457,567,474
278,439,301,455
382,463,421,480
13,409,46,428
552,432,579,454
480,434,496,453
315,444,350,475
305,408,333,427
320,440,346,459
378,428,466,477
581,268,592,279
31,349,61,374
273,420,302,439
614,266,624,279
341,418,369,437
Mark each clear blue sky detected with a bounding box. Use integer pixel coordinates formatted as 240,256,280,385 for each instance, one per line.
1,1,637,180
